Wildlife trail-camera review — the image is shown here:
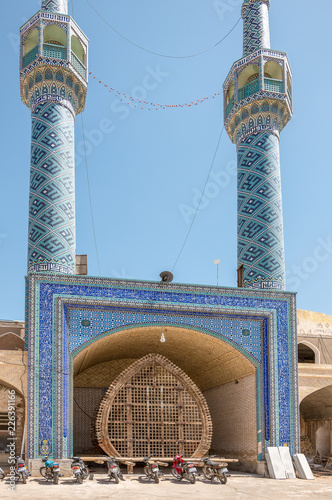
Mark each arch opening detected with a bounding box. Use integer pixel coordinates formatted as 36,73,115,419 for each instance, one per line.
298,342,316,364
71,36,85,64
72,325,258,462
238,64,260,101
300,385,332,456
264,60,283,81
23,28,39,56
43,25,67,60
22,28,39,68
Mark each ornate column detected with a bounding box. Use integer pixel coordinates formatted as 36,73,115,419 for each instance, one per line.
20,0,88,274
223,0,293,290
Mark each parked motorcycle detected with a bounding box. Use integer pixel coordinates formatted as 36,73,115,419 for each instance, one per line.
14,457,29,484
143,457,161,483
107,457,123,483
171,455,197,484
0,466,5,480
202,456,228,483
70,457,91,484
40,456,60,484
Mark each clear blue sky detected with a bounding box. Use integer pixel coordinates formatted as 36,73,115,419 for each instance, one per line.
1,0,332,320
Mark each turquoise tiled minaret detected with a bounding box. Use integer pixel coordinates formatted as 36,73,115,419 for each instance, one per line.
20,0,88,274
223,0,293,290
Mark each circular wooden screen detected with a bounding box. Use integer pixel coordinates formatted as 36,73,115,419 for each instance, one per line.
95,353,212,458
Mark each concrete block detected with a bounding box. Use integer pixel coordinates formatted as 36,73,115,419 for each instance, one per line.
266,447,286,479
278,447,296,479
293,454,314,480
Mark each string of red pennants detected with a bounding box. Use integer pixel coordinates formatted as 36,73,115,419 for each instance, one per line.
89,72,222,110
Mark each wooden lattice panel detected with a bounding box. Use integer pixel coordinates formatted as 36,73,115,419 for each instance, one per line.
95,354,212,458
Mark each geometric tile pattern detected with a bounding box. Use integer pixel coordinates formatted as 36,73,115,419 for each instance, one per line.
28,101,75,274
237,131,285,290
223,1,292,291
42,0,68,14
26,274,300,462
21,66,87,117
21,1,88,275
242,1,271,57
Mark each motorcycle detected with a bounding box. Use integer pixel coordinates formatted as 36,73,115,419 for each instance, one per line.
14,457,29,484
143,457,161,483
0,466,5,480
107,457,123,483
70,457,91,484
202,456,228,484
171,455,197,484
40,456,60,484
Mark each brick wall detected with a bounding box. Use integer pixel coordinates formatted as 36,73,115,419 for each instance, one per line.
203,374,257,462
73,387,105,454
0,350,28,458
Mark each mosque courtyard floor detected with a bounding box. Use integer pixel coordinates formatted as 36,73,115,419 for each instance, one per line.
0,474,331,499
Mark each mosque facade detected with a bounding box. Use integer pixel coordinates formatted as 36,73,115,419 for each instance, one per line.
4,0,331,475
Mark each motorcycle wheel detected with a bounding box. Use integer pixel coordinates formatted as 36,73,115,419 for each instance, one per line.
54,472,59,485
186,472,196,484
171,468,182,480
153,472,159,484
40,466,47,479
82,466,89,479
202,466,214,480
113,473,119,484
143,466,150,478
77,473,83,484
218,471,227,484
22,472,27,484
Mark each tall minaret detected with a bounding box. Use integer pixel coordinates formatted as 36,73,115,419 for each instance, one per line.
223,0,292,290
20,0,88,274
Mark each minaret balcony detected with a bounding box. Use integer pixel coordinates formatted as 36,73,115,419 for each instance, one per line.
223,49,293,143
20,10,89,84
22,42,86,81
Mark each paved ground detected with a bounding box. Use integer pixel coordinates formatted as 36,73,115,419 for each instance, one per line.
0,473,332,499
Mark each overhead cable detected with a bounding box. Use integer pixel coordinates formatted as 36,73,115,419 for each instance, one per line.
86,0,241,59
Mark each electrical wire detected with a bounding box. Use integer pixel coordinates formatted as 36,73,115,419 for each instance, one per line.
81,114,102,276
73,396,94,420
86,0,241,59
172,126,225,273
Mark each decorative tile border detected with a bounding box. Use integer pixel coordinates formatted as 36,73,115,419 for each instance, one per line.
27,273,299,461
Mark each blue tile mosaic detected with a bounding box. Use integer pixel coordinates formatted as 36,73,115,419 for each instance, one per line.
27,273,299,462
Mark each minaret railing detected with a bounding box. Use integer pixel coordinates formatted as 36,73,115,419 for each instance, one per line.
22,45,39,68
43,42,66,59
264,77,283,93
238,79,260,101
71,51,86,78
